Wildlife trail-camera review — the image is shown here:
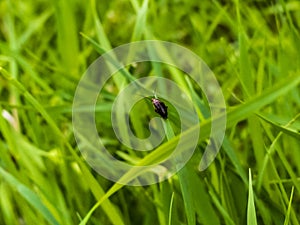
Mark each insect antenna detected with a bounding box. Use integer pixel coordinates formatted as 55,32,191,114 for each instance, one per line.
153,86,158,99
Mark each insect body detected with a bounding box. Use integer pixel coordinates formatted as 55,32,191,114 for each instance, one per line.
151,97,168,119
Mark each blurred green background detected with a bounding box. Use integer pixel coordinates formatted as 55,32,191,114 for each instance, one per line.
1,0,300,225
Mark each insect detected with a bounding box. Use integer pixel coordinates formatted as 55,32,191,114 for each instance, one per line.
151,96,168,119
135,90,168,119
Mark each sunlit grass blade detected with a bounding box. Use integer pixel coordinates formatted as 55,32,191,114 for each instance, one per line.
255,133,281,193
247,169,257,225
168,192,175,225
177,167,196,225
284,186,295,225
0,67,125,225
226,74,300,128
257,113,300,139
222,137,248,184
53,0,79,74
91,0,111,50
0,167,60,225
256,113,300,192
130,0,148,41
80,32,144,86
78,72,300,224
208,185,235,225
1,1,300,224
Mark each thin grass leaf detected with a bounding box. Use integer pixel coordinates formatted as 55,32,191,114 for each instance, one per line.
222,137,248,184
208,186,235,225
185,164,220,225
130,0,148,42
0,167,60,225
256,133,281,192
256,113,300,192
18,10,53,47
257,113,300,139
283,186,295,225
247,169,257,225
168,192,175,225
163,119,195,225
226,74,300,128
2,1,300,225
177,167,196,225
78,72,300,224
0,67,125,225
53,0,79,74
80,32,143,86
91,0,111,50
267,152,299,225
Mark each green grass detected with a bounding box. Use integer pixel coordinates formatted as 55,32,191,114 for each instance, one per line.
1,0,300,225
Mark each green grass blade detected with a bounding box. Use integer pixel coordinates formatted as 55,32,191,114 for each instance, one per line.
208,186,235,225
257,113,300,139
163,119,195,225
168,192,175,225
284,186,295,225
177,167,196,225
226,74,300,128
247,169,257,225
2,1,300,224
130,0,148,42
77,72,300,224
91,0,112,50
0,167,60,225
222,137,248,184
0,67,124,225
80,32,144,86
53,0,79,74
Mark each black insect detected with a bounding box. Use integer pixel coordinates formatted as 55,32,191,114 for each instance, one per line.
151,97,168,119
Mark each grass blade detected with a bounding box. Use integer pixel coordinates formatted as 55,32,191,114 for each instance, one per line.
0,167,60,225
0,67,125,225
247,169,257,225
284,186,295,225
168,192,175,225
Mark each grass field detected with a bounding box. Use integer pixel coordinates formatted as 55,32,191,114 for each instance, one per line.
1,0,300,225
